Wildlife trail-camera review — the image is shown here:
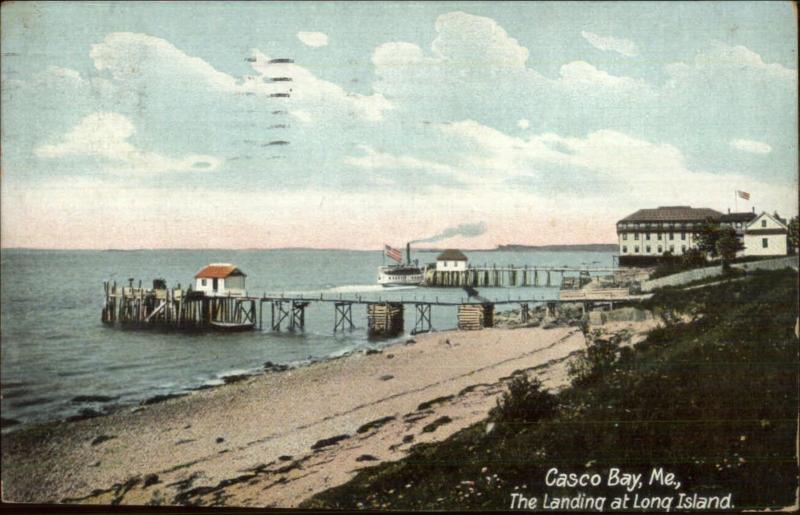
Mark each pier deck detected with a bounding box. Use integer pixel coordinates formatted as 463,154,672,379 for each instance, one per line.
102,278,648,337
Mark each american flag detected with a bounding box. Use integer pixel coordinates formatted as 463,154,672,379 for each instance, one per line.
384,245,402,263
737,190,750,200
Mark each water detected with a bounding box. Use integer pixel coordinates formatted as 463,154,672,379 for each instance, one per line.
0,248,613,430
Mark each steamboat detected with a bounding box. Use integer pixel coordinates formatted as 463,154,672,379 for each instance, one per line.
378,243,426,286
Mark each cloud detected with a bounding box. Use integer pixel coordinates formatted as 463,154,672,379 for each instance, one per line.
581,31,638,57
432,11,529,68
297,31,328,48
88,32,391,122
665,42,797,85
517,119,530,129
343,144,468,186
35,112,222,173
433,119,795,214
730,139,772,154
557,60,650,93
91,32,237,90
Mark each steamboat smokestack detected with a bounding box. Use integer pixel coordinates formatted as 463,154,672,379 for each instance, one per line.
406,243,411,264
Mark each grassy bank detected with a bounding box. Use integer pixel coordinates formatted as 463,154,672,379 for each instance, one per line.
303,270,799,511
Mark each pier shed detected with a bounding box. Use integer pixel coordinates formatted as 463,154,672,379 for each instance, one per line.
195,263,247,296
436,249,468,272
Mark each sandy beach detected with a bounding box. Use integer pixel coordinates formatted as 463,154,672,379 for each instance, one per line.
1,319,658,507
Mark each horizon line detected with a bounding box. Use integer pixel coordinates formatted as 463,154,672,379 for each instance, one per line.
0,243,618,252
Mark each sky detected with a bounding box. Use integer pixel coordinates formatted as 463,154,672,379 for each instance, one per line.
1,1,797,250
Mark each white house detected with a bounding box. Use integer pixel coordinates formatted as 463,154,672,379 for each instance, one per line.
743,212,788,256
435,249,468,272
194,263,247,296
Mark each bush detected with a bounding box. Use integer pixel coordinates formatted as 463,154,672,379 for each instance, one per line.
490,375,558,427
568,334,624,386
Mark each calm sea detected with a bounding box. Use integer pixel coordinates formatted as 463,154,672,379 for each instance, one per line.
0,248,613,430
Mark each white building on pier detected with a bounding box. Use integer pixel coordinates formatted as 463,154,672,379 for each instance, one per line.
194,263,247,296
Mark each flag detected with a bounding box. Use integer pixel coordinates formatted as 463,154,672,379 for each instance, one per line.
737,190,750,200
384,245,402,263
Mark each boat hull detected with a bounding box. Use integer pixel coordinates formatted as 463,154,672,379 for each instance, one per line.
378,265,425,286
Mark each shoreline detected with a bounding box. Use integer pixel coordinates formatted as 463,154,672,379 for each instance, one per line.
1,319,658,507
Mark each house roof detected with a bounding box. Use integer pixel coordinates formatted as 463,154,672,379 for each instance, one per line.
720,212,757,223
619,206,723,223
195,263,246,279
436,249,468,261
745,212,789,233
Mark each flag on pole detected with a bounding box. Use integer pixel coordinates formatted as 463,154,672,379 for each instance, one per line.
384,245,402,263
737,190,750,200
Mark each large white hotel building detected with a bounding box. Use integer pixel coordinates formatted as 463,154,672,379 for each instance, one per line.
616,206,765,265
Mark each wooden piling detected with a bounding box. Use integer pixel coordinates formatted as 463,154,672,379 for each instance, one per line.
367,302,404,337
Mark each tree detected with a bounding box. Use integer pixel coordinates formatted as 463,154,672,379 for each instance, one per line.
788,216,799,255
697,218,722,257
681,247,707,268
716,226,743,270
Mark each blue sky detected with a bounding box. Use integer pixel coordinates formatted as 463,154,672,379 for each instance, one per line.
1,1,797,249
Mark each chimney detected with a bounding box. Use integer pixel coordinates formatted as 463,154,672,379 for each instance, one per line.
727,208,730,214
406,242,411,264
752,206,755,213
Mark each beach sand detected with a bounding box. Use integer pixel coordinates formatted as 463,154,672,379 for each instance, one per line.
1,319,657,507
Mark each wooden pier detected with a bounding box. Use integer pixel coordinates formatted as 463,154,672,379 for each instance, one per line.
424,265,616,288
102,278,648,337
102,280,257,331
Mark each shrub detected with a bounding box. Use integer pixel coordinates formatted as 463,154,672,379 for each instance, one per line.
568,334,624,386
490,375,558,427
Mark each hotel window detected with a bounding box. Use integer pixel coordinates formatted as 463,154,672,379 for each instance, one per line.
669,245,674,252
658,246,663,253
634,246,640,253
657,233,662,240
646,233,650,240
761,220,767,228
669,233,674,240
622,246,628,253
762,238,768,248
646,246,651,253
681,232,686,240
622,233,628,240
681,245,686,252
634,232,639,240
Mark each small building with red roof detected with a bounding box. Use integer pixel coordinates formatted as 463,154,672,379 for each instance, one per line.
194,263,247,296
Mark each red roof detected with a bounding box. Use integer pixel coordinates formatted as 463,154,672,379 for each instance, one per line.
195,264,246,279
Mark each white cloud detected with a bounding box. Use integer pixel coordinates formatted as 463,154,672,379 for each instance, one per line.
694,43,796,80
666,42,797,85
558,61,650,93
35,112,222,173
91,32,238,90
89,32,392,122
731,138,772,154
433,119,795,214
248,50,392,121
297,31,329,48
432,11,529,68
581,31,638,57
344,144,466,181
517,119,530,129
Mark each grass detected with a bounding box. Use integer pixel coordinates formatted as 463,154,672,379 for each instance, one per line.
302,270,799,511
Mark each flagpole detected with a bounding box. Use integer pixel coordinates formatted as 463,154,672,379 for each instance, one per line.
734,190,737,212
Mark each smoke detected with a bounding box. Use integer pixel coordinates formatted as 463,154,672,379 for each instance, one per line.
410,222,487,244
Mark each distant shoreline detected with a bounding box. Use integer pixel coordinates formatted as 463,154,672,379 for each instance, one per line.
1,244,618,253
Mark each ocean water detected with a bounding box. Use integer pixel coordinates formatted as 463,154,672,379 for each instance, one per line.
0,248,613,429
